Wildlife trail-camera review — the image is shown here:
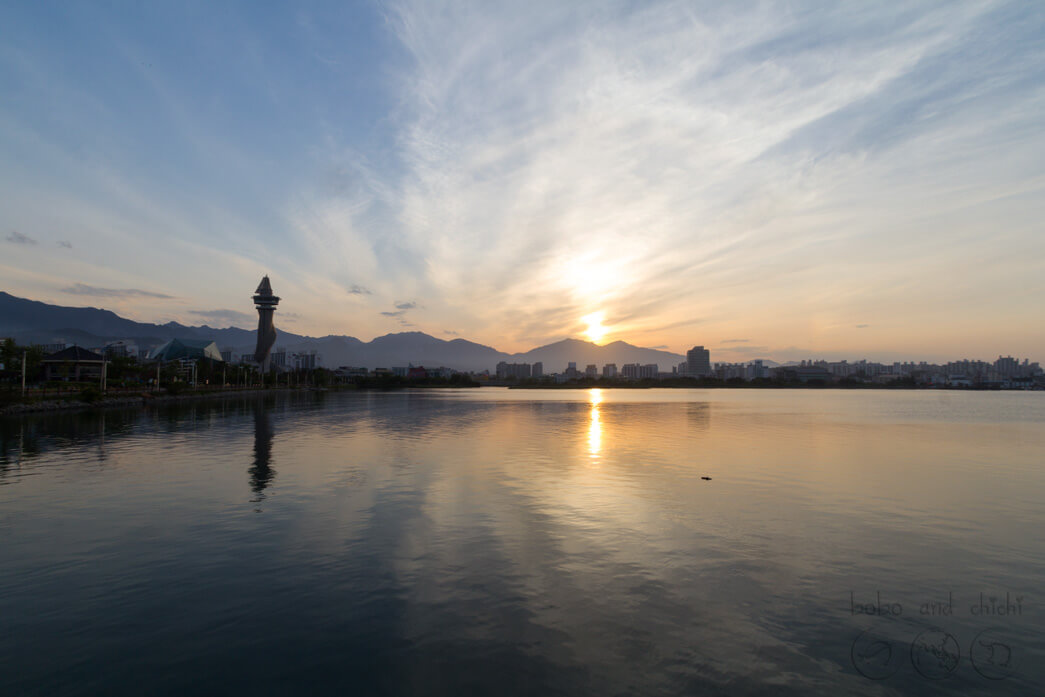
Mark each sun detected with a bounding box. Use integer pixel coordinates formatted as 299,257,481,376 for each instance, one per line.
581,311,608,344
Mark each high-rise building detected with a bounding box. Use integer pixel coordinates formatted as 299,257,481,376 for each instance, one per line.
586,364,598,379
686,346,710,377
293,351,317,371
35,343,68,355
748,359,769,380
603,363,617,378
995,355,1018,377
103,340,139,359
532,362,543,378
496,362,532,379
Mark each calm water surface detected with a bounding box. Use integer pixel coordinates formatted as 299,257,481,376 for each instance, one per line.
1,388,1043,696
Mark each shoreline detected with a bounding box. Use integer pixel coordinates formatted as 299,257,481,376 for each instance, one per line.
0,388,295,417
4,382,1039,418
0,383,477,418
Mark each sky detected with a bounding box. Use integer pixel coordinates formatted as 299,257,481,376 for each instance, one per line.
1,1,1043,363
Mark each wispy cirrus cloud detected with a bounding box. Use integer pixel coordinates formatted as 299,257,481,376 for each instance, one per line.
371,0,1045,357
1,1,1042,361
62,283,174,299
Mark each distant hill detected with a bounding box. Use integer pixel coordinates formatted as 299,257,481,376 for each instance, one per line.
509,338,684,372
0,291,690,372
0,291,304,348
249,332,508,373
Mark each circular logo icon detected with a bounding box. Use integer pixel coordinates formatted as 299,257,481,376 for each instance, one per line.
911,629,960,679
852,629,902,680
970,629,1015,680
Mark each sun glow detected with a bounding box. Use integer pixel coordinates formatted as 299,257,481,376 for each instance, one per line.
582,311,608,344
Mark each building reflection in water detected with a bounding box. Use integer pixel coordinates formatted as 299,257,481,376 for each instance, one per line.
249,402,275,505
588,388,602,460
688,401,711,430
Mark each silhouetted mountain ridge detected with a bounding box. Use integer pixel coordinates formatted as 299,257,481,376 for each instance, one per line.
0,291,689,372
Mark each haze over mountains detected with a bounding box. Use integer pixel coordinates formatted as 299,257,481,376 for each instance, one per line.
0,292,695,372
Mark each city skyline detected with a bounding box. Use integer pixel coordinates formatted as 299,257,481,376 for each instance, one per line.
2,286,1042,372
2,2,1043,362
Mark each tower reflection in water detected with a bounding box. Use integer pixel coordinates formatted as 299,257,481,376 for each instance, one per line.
249,401,275,505
588,388,602,460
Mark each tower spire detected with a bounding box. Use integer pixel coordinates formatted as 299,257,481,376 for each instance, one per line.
253,276,280,372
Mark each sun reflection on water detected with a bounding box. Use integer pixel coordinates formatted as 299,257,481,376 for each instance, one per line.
588,388,602,459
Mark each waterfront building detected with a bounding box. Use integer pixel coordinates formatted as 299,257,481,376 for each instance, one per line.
149,339,224,363
103,340,139,359
35,342,68,355
603,363,617,378
41,346,105,382
293,351,318,371
496,362,532,379
995,355,1018,377
686,346,711,377
586,364,598,379
779,366,833,383
748,359,770,380
532,362,543,378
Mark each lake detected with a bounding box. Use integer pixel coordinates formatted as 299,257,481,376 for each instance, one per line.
1,388,1042,696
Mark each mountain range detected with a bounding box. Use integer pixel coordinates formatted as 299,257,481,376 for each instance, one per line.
0,291,699,372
